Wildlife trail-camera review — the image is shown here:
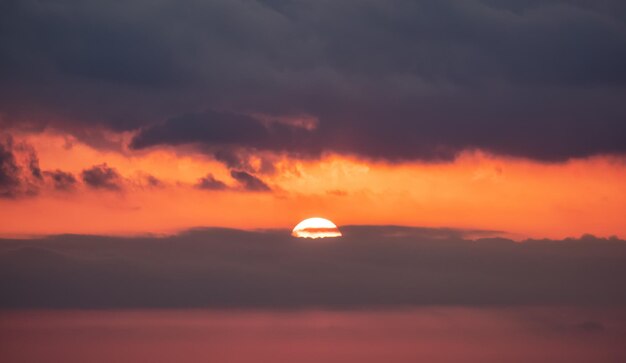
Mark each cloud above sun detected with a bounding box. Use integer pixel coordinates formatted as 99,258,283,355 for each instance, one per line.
2,0,626,164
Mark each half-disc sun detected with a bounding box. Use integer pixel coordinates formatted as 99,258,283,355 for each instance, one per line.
292,217,342,239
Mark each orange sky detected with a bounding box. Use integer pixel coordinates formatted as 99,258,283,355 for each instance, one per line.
1,131,625,239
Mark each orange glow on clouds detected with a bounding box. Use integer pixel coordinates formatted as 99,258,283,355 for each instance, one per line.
1,131,625,239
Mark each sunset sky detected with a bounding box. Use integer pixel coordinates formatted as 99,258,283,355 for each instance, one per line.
2,1,626,239
1,1,626,361
1,130,626,238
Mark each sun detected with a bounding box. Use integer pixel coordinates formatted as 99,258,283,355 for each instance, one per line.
292,217,342,239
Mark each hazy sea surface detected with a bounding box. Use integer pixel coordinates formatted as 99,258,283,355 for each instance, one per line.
1,308,625,363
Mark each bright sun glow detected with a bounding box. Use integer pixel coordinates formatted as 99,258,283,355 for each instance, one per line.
292,217,342,239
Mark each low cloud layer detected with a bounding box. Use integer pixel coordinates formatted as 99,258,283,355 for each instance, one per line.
1,226,624,309
1,0,626,162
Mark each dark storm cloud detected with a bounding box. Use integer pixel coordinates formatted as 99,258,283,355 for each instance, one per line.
214,149,253,171
0,138,21,198
0,135,41,198
195,173,228,190
43,170,77,191
144,174,163,187
2,0,626,161
130,110,317,159
195,170,270,191
81,163,122,190
22,144,42,181
131,110,270,150
213,148,277,175
230,170,272,191
0,226,625,309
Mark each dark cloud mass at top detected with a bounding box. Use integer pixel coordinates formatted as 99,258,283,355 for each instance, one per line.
0,226,625,309
1,0,626,161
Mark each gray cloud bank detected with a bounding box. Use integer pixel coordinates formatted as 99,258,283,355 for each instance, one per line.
2,0,626,162
0,226,625,309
